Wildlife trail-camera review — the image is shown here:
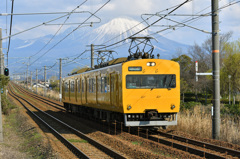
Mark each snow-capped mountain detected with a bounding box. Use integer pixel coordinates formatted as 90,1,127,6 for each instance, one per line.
86,17,149,44
5,17,189,77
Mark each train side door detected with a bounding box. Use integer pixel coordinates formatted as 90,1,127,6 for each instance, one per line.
110,73,119,107
81,78,86,104
75,79,77,102
96,75,98,105
85,77,88,103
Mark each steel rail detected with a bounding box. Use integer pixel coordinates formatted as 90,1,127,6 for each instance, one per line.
12,82,63,107
8,85,90,159
9,83,126,159
155,131,240,158
11,83,64,111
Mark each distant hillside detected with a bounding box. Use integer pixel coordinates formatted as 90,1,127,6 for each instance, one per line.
5,17,189,78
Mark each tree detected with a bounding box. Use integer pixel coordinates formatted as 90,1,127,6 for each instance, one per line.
49,76,59,91
220,39,240,97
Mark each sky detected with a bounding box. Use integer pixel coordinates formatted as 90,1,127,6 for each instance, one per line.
0,0,239,45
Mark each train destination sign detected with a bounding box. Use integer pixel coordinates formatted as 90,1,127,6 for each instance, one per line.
128,67,142,71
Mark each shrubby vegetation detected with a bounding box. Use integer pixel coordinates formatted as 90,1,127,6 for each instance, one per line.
172,32,240,118
0,74,15,115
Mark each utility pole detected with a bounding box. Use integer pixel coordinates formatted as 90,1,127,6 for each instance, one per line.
87,44,105,69
26,63,29,89
58,58,68,102
59,58,62,102
228,75,231,105
91,44,94,69
0,28,4,142
36,69,38,94
30,71,32,90
212,0,220,139
44,66,46,97
24,72,26,88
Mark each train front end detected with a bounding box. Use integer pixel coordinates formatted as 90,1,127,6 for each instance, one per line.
122,59,180,127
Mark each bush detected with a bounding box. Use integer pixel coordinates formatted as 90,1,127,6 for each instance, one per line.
221,104,240,117
180,101,201,111
0,75,12,115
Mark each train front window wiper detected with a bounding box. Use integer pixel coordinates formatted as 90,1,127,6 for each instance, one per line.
167,75,174,90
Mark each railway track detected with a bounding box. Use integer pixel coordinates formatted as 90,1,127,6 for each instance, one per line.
151,130,240,159
137,128,240,159
9,82,240,159
8,83,126,159
11,82,64,111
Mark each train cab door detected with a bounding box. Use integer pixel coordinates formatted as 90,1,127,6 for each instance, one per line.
110,73,119,107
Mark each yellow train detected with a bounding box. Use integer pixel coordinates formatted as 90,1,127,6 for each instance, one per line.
62,57,180,127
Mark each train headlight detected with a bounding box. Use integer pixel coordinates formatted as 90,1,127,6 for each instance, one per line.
147,62,156,66
171,105,176,110
127,105,132,110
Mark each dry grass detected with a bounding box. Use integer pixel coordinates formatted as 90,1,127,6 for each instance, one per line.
26,85,60,101
0,108,54,159
173,105,240,145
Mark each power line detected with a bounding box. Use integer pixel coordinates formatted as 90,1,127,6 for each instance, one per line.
0,11,92,16
95,0,191,51
1,13,72,40
7,0,14,67
100,2,188,46
28,0,110,67
29,0,88,59
149,0,240,39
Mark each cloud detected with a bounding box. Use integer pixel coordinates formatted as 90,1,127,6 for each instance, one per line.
1,0,239,44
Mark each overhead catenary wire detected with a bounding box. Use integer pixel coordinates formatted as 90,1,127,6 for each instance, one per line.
29,0,88,59
106,0,240,52
28,0,110,68
148,0,240,39
6,0,14,67
99,1,189,47
95,0,191,52
12,0,110,75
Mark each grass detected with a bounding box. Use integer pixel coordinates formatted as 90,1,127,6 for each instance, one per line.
173,105,240,145
23,84,60,101
131,141,142,145
68,139,88,143
0,95,55,159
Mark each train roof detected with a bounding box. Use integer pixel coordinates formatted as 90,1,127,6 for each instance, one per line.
70,57,127,75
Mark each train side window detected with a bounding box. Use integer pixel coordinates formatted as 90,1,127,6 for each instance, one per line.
98,77,101,93
92,78,95,93
89,79,91,92
78,80,80,93
82,80,84,92
70,81,74,92
100,77,104,92
64,82,68,92
104,77,107,92
89,78,95,93
100,77,108,93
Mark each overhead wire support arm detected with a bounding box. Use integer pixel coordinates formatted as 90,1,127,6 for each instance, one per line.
144,13,211,17
0,11,95,16
141,13,211,34
28,0,109,67
1,0,98,40
97,0,190,51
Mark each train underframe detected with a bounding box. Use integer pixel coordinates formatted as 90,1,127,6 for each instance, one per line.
64,103,178,127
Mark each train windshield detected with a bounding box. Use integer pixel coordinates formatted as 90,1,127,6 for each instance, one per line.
126,74,176,89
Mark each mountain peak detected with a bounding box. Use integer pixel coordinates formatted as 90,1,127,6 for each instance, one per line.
88,17,149,44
